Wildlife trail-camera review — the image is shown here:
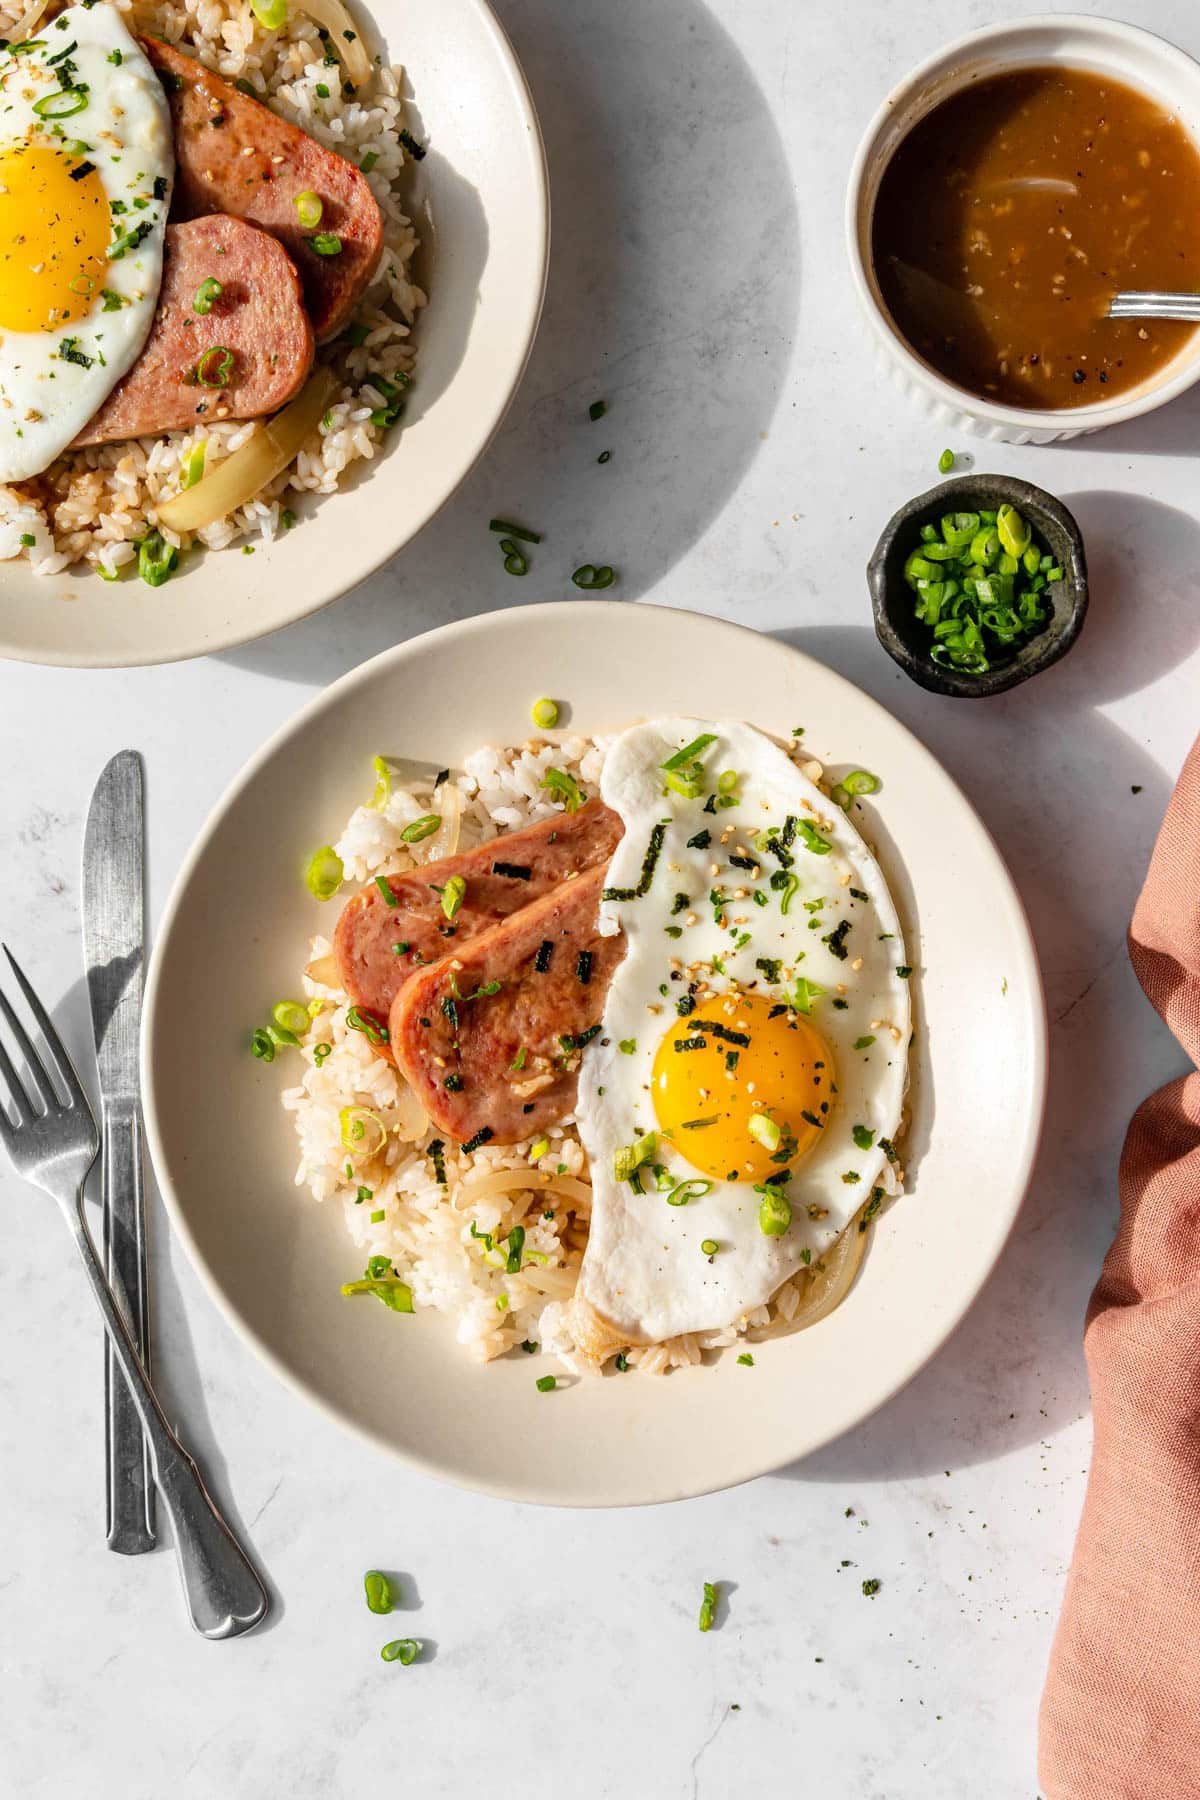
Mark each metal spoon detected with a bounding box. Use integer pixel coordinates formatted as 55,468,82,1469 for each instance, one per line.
1109,291,1200,322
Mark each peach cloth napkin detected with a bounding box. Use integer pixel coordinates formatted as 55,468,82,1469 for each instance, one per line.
1039,735,1200,1800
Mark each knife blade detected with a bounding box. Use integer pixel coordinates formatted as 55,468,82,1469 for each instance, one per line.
83,750,155,1554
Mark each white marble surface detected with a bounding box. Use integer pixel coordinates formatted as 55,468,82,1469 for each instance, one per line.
2,0,1199,1792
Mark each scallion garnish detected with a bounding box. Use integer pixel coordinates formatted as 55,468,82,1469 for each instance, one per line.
541,768,586,813
757,1187,792,1236
571,563,616,590
497,536,528,576
364,1570,394,1614
853,1034,876,1050
293,190,323,229
346,1005,389,1046
666,1178,713,1206
852,1124,874,1151
530,696,559,729
307,231,342,256
488,518,542,543
441,874,466,921
305,845,344,900
748,1112,782,1153
194,345,234,388
536,1375,557,1392
614,1130,656,1182
589,399,606,421
136,529,177,588
192,276,222,315
700,1238,719,1256
400,814,441,843
380,1638,421,1663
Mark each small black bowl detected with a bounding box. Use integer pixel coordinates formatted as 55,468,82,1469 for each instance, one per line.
868,474,1088,699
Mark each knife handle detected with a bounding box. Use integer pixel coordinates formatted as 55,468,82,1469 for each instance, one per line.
103,1108,156,1554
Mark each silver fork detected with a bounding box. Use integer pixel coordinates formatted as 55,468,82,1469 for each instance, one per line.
1108,290,1200,322
0,945,269,1639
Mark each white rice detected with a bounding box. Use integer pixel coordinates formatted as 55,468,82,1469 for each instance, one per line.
282,738,907,1375
0,0,425,575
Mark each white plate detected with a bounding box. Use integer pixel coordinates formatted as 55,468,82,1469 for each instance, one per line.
142,602,1047,1506
0,0,548,669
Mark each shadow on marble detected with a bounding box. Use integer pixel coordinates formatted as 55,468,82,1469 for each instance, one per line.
769,505,1197,1477
1053,376,1200,462
215,0,800,686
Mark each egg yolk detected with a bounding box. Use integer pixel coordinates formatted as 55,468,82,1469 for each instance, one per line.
0,146,111,333
651,990,836,1183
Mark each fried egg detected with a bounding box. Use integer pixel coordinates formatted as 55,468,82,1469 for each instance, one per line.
0,6,172,481
572,718,911,1345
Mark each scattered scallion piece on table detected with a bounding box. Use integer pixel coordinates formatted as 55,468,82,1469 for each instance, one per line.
571,563,616,590
698,1581,717,1632
497,536,528,576
589,399,606,421
938,447,955,474
380,1637,421,1664
488,518,542,543
700,1238,719,1256
272,1000,309,1037
363,1570,394,1614
531,696,559,729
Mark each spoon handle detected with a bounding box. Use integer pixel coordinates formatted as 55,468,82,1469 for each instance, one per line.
1109,291,1200,322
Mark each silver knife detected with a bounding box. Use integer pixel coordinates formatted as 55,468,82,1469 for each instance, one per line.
83,750,155,1554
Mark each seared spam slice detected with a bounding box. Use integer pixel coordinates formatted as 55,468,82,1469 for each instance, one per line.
143,36,383,338
74,216,314,446
389,866,626,1145
334,799,623,1020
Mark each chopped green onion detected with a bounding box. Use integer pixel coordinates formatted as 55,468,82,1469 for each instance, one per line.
293,190,323,229
369,754,391,810
305,845,344,900
618,1039,636,1055
938,447,955,474
571,563,616,590
313,1042,332,1065
748,1112,782,1153
497,535,528,577
852,1124,874,1151
360,149,378,172
540,768,585,813
758,1187,792,1236
136,529,177,588
535,1375,557,1392
250,1027,275,1062
440,874,466,921
853,1034,876,1050
250,0,287,27
614,1130,657,1182
363,1570,394,1614
192,276,222,315
307,232,342,256
700,1238,719,1256
505,1225,525,1273
400,814,441,843
341,1269,413,1311
369,1208,385,1223
666,1178,713,1206
842,769,880,797
380,1638,421,1664
272,999,309,1037
589,399,606,421
698,1582,717,1631
181,441,206,488
33,87,88,119
529,1136,550,1161
195,345,234,388
488,518,542,543
737,1353,754,1366
531,696,559,729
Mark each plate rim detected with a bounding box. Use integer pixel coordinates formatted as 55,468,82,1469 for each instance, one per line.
141,600,1049,1505
0,0,550,671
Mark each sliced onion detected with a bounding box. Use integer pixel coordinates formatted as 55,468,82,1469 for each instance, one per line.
304,950,342,989
787,1218,867,1333
454,1168,591,1208
293,0,372,86
10,0,51,40
155,366,337,533
392,1082,428,1144
422,782,462,862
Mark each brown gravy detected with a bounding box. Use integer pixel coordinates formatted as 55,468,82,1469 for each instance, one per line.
872,68,1200,409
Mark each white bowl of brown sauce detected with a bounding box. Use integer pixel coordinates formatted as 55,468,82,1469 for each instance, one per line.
847,15,1200,443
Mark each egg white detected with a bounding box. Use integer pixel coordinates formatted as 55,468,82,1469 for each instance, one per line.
573,718,911,1344
0,5,173,480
